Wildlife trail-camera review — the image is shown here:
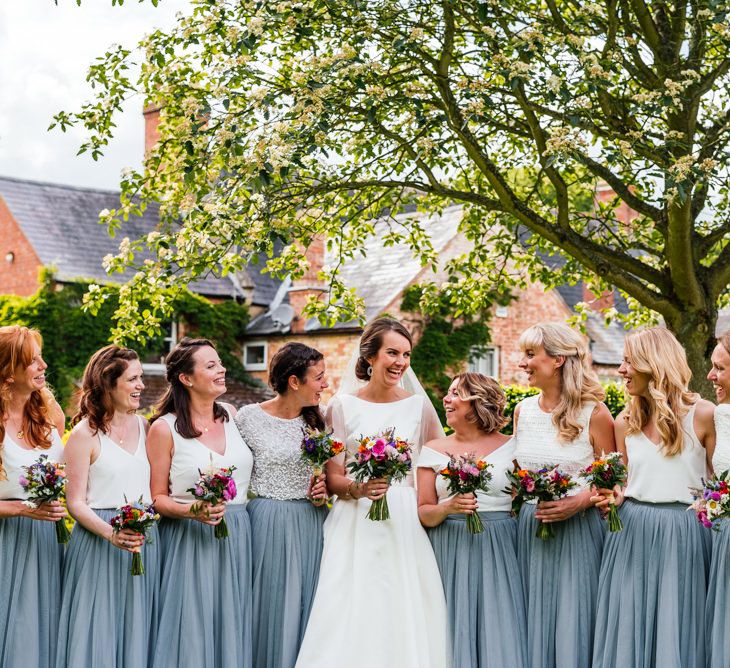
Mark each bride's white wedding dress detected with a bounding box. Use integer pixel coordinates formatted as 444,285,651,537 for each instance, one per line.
295,393,450,668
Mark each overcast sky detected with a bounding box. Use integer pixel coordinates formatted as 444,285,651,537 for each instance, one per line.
0,0,188,190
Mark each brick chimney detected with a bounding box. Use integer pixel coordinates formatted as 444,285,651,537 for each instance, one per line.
288,236,326,334
143,104,161,155
594,180,638,225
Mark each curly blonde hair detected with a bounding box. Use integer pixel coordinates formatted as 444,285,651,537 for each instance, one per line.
519,322,604,443
623,328,696,457
453,372,509,433
0,326,55,480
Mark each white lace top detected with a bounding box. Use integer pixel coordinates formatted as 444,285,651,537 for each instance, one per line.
712,404,730,475
513,394,595,495
624,405,706,504
417,440,515,512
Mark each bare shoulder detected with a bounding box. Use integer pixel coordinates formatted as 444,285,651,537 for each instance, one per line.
591,402,614,423
694,398,716,424
422,435,456,455
65,420,97,453
147,417,172,440
614,410,630,434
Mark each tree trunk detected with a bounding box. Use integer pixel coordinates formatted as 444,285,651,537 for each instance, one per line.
667,309,718,400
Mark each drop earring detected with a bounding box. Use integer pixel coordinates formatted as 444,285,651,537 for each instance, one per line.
367,366,373,377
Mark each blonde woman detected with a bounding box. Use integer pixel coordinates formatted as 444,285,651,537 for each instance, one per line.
703,330,730,666
592,328,715,668
513,322,615,668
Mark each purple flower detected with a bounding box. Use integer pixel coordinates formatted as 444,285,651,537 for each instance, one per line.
18,476,28,488
194,485,204,497
711,491,722,501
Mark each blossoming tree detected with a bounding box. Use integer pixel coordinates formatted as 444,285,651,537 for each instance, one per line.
55,0,730,393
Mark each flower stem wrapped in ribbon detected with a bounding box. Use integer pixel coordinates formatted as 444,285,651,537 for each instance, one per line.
504,463,577,540
300,426,345,506
690,470,730,530
346,428,412,521
579,452,628,532
110,496,160,576
19,454,71,544
187,458,238,539
439,452,493,534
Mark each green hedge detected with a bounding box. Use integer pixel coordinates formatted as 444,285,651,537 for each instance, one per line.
0,269,256,410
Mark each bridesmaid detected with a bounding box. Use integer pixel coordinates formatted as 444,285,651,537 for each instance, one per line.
703,329,730,666
235,342,329,668
148,337,253,668
0,325,66,668
513,322,615,668
57,345,159,668
417,372,526,668
592,327,715,668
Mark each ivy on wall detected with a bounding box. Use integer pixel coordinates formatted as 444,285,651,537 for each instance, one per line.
0,269,255,409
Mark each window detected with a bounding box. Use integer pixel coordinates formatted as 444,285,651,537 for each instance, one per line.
495,305,509,318
468,346,499,379
243,341,268,371
141,321,178,373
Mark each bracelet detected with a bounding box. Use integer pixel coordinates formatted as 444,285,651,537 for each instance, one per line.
346,481,359,500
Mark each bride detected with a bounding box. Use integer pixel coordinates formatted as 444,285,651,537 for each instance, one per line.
295,317,450,668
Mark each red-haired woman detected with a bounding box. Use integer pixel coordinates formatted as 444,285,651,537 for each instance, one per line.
0,325,66,668
56,345,158,668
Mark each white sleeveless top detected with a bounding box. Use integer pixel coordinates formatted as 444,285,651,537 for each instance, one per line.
624,405,706,504
417,439,516,512
513,394,595,495
162,409,252,505
86,416,151,508
712,404,730,475
0,429,64,500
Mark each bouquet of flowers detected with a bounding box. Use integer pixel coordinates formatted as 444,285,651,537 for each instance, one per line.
187,460,237,539
301,426,345,506
579,452,628,532
504,463,577,540
346,428,412,521
19,454,71,544
439,452,493,534
109,496,160,576
690,471,730,530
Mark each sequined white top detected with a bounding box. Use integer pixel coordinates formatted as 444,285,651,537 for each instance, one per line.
513,394,595,495
417,440,515,512
712,404,730,475
235,403,313,500
0,429,64,500
624,405,705,504
163,409,252,505
86,416,152,508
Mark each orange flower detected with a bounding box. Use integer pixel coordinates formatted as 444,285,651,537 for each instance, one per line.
477,461,487,470
440,468,451,476
517,469,529,478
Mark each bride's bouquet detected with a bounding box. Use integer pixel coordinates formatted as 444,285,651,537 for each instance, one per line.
347,428,412,521
439,452,493,534
504,463,576,540
19,454,71,544
301,426,345,506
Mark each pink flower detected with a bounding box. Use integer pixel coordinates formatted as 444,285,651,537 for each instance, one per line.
194,485,204,497
371,439,386,457
18,476,28,487
223,478,237,502
525,478,535,493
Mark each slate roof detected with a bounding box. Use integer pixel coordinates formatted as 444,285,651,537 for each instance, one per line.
0,175,239,299
246,205,463,335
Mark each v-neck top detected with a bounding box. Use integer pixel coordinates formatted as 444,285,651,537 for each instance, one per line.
0,428,64,500
623,404,706,504
86,415,152,508
162,410,252,505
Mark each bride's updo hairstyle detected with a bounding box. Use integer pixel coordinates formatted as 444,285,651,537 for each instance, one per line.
355,317,413,381
453,372,509,434
519,322,604,443
268,342,325,430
